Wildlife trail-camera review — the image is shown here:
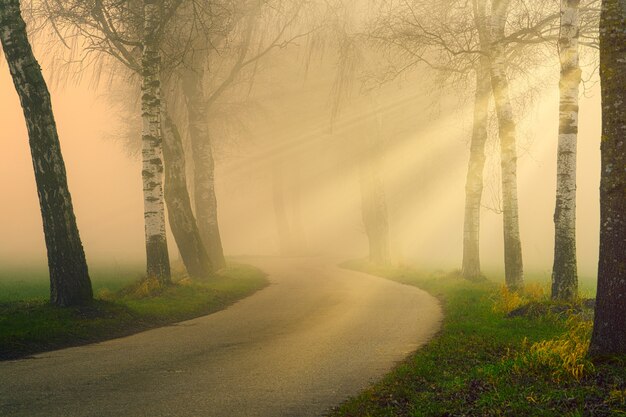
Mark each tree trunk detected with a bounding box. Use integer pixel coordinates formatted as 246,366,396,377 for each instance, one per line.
359,131,391,265
552,0,582,301
462,0,492,280
162,110,212,279
462,64,491,280
272,164,294,255
0,0,93,307
182,65,226,269
489,0,524,290
141,0,171,283
589,0,626,357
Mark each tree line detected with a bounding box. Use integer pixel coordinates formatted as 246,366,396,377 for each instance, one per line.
0,0,624,356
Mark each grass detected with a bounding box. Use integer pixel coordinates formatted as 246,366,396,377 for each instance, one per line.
331,260,626,417
0,263,268,360
0,264,143,302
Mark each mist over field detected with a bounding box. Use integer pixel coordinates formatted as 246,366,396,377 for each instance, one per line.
1,0,625,415
0,58,602,281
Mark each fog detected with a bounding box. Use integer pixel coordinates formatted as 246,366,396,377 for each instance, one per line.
0,18,601,283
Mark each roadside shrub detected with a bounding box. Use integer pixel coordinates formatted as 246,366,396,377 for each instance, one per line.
518,316,594,382
492,282,548,314
121,276,165,298
492,285,524,314
523,282,546,300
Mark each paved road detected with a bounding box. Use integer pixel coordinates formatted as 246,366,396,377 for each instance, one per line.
0,258,442,417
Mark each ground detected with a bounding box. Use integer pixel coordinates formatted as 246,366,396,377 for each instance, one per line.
330,260,626,417
0,262,268,359
0,257,441,417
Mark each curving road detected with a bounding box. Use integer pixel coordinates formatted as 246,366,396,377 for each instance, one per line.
0,257,442,417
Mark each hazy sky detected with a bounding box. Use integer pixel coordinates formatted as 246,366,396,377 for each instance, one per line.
0,49,602,280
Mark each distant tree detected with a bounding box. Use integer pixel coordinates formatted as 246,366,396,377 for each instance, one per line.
181,2,316,268
0,0,93,306
589,0,626,357
552,0,582,301
369,0,598,287
359,127,391,265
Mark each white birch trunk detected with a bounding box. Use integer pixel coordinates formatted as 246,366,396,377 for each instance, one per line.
489,0,524,290
552,0,581,300
141,0,171,282
462,0,492,280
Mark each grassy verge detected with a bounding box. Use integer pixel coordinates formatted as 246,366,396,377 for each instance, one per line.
331,260,626,417
0,263,268,360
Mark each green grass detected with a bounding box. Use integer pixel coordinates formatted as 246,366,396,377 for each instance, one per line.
0,263,268,360
331,260,626,417
0,264,144,302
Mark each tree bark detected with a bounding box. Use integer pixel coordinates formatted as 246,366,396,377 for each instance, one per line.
462,64,491,280
589,0,626,357
0,0,93,306
462,0,493,280
489,0,524,290
552,0,582,301
182,64,226,269
141,0,171,283
162,110,212,279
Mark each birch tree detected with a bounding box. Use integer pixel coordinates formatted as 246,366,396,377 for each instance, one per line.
36,0,211,280
589,0,626,357
0,0,93,306
140,0,171,283
489,0,524,290
369,0,583,284
178,1,318,268
462,0,492,280
552,0,582,301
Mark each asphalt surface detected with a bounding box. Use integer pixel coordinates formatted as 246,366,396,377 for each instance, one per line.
0,257,442,417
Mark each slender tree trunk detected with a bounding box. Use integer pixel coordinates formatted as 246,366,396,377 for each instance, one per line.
589,0,626,357
141,0,171,283
0,0,92,307
162,110,212,279
272,164,294,255
552,0,582,301
462,64,491,280
489,0,524,290
359,132,391,265
182,65,226,269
